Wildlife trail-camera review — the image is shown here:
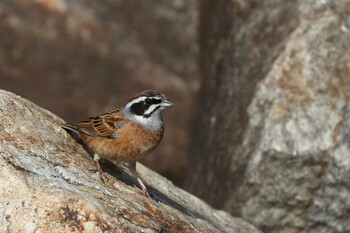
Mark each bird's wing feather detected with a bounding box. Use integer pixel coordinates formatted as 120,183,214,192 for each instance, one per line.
75,109,127,138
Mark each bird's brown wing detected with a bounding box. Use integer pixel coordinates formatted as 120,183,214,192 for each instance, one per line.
74,109,127,138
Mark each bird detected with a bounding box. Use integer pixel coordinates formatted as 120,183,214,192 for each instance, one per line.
62,90,174,197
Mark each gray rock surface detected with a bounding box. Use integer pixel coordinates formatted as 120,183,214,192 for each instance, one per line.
0,90,260,233
187,1,350,233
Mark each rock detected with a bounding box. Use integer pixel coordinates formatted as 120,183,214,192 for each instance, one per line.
0,0,199,186
0,90,260,233
187,1,350,233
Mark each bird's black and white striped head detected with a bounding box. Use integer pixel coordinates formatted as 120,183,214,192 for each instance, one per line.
123,90,173,130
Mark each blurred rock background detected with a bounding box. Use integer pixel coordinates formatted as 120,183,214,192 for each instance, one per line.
0,0,199,186
187,1,350,233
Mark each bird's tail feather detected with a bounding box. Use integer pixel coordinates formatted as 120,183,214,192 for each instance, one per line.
61,123,94,158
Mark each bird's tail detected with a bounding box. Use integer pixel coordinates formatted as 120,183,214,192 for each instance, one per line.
61,123,79,133
62,123,94,158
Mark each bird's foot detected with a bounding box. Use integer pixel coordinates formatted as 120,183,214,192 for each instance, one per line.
136,176,150,198
89,167,109,182
89,158,108,182
141,186,150,198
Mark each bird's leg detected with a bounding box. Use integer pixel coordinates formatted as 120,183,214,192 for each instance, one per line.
94,154,103,175
89,154,108,182
128,161,150,198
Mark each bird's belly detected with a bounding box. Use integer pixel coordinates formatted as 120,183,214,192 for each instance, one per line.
88,138,154,161
83,125,163,162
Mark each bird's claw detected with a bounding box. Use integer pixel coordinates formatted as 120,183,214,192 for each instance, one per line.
89,168,109,182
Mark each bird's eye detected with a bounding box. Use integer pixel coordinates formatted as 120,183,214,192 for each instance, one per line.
145,99,152,104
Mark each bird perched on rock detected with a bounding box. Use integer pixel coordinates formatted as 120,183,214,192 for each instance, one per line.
62,90,173,197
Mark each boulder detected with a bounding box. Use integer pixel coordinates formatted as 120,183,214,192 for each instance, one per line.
187,1,350,232
0,90,260,233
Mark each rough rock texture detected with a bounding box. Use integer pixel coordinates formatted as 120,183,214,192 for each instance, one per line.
0,90,260,233
0,0,199,186
187,1,350,233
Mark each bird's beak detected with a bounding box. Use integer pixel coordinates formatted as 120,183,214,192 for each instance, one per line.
161,99,174,107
